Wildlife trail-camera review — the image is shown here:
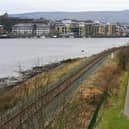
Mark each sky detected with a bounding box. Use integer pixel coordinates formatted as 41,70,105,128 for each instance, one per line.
0,0,129,14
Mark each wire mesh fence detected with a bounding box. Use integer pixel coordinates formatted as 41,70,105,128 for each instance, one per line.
0,55,104,129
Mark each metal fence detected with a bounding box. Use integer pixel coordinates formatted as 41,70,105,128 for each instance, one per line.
0,56,95,127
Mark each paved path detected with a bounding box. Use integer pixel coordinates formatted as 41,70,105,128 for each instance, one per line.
124,79,129,117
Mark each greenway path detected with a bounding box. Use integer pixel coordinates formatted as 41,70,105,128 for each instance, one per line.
124,79,129,117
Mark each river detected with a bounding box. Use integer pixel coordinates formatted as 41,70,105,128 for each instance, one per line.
0,38,128,78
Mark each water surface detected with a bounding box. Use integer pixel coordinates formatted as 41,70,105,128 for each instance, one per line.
0,38,128,77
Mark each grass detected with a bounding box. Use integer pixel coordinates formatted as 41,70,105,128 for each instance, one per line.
46,80,102,129
45,56,119,129
95,72,129,129
0,58,86,112
45,54,129,129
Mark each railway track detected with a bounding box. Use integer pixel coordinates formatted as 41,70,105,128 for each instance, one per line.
0,49,117,129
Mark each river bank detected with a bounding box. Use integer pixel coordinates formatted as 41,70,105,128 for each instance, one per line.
0,57,87,111
0,58,85,95
0,62,61,88
0,61,62,97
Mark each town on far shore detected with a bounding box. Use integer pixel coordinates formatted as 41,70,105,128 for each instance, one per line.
0,13,129,38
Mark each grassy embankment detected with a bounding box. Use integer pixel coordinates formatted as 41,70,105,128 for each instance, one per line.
46,53,122,129
94,72,129,129
0,57,87,112
94,47,129,129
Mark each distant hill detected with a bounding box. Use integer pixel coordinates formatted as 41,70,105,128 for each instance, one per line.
10,10,129,23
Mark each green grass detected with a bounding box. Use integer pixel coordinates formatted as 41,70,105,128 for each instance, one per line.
95,72,129,129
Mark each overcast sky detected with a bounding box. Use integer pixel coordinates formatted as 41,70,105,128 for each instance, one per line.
0,0,129,14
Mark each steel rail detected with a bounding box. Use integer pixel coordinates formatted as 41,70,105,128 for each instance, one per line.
0,50,114,129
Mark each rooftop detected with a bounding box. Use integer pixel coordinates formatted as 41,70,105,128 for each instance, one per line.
13,23,49,27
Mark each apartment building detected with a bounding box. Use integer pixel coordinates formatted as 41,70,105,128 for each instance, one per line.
56,20,85,37
11,20,129,38
85,22,99,37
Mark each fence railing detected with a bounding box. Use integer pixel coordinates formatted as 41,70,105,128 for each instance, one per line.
0,56,95,126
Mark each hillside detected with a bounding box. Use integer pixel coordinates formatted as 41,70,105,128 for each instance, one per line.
10,10,129,23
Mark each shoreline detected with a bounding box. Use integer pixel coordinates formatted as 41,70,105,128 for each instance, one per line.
0,36,129,39
0,62,61,88
0,57,84,93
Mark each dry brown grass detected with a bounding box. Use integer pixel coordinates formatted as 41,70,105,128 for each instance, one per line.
48,55,121,129
0,58,86,112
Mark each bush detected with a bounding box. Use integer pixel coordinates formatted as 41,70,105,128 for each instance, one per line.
116,47,129,70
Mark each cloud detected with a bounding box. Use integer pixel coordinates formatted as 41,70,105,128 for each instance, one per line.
0,0,129,14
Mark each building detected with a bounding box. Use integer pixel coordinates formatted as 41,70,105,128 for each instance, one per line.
78,22,85,37
85,21,117,37
105,23,112,36
69,22,86,37
12,20,128,38
55,20,74,37
115,25,123,36
97,24,105,36
55,23,66,36
55,20,85,37
85,22,99,37
112,25,117,36
12,23,33,36
12,23,50,37
36,24,50,36
0,25,5,34
70,22,80,37
63,20,73,34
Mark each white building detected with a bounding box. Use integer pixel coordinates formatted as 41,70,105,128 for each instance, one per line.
12,23,33,36
12,23,50,37
62,19,73,24
36,24,50,36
